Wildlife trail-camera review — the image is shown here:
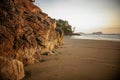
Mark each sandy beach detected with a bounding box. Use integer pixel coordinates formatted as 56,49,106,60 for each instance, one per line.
24,36,120,80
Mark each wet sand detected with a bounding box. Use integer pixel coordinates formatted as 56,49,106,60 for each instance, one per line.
24,36,120,80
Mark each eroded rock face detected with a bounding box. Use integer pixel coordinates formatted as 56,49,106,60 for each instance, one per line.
0,0,64,79
0,0,64,80
0,0,64,65
0,56,24,80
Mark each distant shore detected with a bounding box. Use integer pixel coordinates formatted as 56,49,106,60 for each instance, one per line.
65,33,81,35
24,36,120,80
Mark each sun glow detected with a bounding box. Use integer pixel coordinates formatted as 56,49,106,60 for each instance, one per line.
69,13,111,33
81,14,109,27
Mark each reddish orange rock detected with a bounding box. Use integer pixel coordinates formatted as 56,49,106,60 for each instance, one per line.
0,56,25,80
0,0,64,79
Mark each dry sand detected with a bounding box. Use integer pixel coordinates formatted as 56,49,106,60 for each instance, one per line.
24,36,120,80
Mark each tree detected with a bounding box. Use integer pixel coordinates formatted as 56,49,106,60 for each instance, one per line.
56,19,73,34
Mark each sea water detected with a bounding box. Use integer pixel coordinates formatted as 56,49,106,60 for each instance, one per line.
71,34,120,42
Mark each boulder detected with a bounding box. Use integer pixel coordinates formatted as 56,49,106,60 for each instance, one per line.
0,56,25,80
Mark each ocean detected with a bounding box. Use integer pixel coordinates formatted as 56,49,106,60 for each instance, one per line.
71,34,120,42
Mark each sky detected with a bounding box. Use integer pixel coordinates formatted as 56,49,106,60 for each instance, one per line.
35,0,120,34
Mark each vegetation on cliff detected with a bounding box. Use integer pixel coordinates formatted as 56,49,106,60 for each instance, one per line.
56,19,73,34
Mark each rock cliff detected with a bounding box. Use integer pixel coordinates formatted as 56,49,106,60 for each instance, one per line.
0,0,64,79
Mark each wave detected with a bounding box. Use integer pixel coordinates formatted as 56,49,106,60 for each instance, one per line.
71,34,120,42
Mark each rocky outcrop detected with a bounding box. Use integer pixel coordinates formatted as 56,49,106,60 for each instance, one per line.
0,0,64,79
0,56,24,80
0,0,63,64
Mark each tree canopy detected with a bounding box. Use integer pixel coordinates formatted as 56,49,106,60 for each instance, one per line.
56,19,73,34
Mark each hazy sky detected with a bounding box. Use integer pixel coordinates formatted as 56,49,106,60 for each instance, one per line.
35,0,120,34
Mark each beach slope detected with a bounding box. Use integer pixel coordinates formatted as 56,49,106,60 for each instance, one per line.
25,36,120,80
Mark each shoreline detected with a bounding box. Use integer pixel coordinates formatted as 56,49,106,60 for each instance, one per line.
68,35,120,42
24,36,120,80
